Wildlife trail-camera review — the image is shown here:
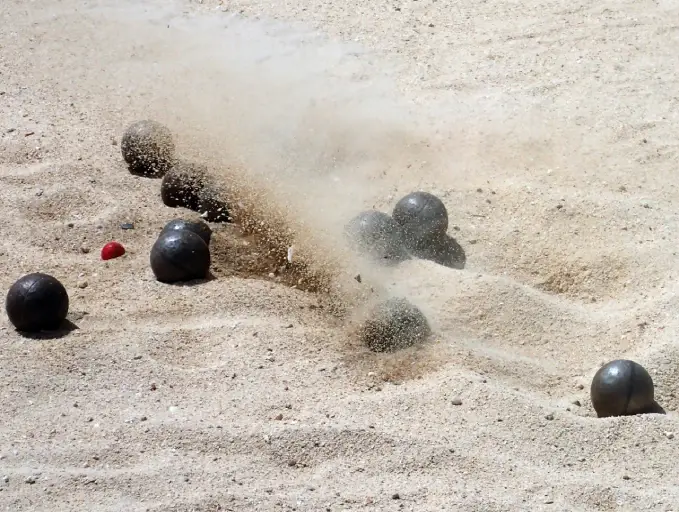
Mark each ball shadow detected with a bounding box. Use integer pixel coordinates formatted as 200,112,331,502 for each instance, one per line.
160,270,217,287
642,401,666,415
127,167,165,179
15,319,79,340
408,234,466,270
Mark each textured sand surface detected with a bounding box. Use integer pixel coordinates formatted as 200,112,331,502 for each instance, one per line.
3,0,679,510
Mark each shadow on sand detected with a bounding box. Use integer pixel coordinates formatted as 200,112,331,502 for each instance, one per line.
408,234,466,270
16,319,79,340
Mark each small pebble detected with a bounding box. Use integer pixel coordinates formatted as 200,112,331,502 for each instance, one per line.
120,223,134,230
274,413,283,421
77,280,88,289
80,244,90,254
451,398,462,406
2,476,8,483
622,475,630,480
545,413,554,420
392,493,400,500
665,432,675,439
25,476,36,484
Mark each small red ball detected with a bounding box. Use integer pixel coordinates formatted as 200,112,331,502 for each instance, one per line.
101,241,125,260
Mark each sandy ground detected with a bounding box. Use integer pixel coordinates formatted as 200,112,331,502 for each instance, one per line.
3,0,679,510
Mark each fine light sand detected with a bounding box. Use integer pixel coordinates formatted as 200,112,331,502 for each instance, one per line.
3,0,679,510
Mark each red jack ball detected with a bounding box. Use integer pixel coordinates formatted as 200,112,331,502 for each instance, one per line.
101,241,125,260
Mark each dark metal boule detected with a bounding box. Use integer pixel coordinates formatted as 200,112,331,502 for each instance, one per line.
161,218,213,246
590,359,655,418
160,160,208,210
150,229,211,283
121,120,175,177
5,273,69,332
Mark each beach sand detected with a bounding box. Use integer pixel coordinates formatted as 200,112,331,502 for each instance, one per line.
2,0,679,509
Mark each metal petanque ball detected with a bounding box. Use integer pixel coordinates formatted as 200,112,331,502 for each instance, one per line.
121,120,175,177
150,229,211,283
392,191,448,250
160,160,208,210
344,210,409,264
161,218,213,246
5,273,69,332
590,359,655,418
196,188,231,223
359,297,431,352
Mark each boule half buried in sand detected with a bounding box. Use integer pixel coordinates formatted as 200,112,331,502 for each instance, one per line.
359,297,431,352
121,120,175,177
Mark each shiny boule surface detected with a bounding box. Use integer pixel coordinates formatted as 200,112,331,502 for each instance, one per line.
150,229,211,283
590,359,655,418
359,297,431,352
161,218,213,246
5,273,69,332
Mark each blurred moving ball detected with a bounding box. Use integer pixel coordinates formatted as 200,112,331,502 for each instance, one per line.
160,160,208,210
150,229,211,283
121,120,175,177
197,188,231,223
344,210,409,264
160,160,231,222
161,218,213,246
590,359,655,418
359,297,431,352
392,191,448,250
5,273,69,332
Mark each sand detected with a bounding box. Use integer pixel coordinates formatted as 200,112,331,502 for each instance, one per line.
2,0,679,509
